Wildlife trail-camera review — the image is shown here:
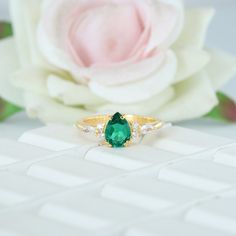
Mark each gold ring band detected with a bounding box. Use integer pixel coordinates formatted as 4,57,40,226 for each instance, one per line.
75,112,166,148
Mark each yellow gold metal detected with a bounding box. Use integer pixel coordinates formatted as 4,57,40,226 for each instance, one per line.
124,140,133,147
99,140,112,147
75,113,165,148
75,114,163,132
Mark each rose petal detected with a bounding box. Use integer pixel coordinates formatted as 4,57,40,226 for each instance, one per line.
37,0,182,84
157,72,218,122
25,92,91,124
38,26,84,82
88,50,177,103
85,51,165,85
47,75,106,106
37,0,107,82
11,66,48,95
89,87,175,115
10,0,47,67
173,8,215,49
146,0,184,51
0,38,24,107
175,48,210,83
206,49,236,89
69,3,144,67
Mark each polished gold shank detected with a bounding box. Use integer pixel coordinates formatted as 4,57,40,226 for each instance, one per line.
75,114,163,131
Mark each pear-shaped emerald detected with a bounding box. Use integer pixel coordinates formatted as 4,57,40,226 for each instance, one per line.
105,112,131,148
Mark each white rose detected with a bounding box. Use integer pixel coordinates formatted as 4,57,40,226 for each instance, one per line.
0,0,236,124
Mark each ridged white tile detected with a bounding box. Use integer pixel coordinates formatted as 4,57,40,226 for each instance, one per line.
143,126,233,155
0,213,88,236
186,195,236,234
214,145,236,167
158,160,236,192
85,145,180,170
0,139,53,167
126,218,235,236
19,125,93,151
0,172,61,208
27,155,123,187
101,177,207,211
39,194,146,231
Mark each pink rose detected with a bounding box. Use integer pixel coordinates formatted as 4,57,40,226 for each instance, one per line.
39,0,182,103
0,0,236,123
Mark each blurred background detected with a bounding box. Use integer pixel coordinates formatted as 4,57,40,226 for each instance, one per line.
0,0,235,98
0,0,236,138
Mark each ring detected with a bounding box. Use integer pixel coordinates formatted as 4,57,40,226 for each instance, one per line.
75,112,166,148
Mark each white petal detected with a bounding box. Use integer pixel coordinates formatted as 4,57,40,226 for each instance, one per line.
10,0,47,67
0,38,24,107
25,92,91,124
89,50,177,103
37,26,84,81
37,0,86,83
158,72,218,122
89,87,175,115
206,49,236,90
37,0,182,84
11,66,48,95
146,0,184,51
174,8,215,49
86,52,165,85
47,75,106,106
175,48,210,83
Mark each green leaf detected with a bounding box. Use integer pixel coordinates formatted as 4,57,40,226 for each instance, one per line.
206,92,236,122
0,98,22,122
0,22,13,39
0,22,20,121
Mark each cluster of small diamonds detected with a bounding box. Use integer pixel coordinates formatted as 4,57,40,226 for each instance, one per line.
141,124,155,135
82,121,156,144
82,126,96,134
131,122,140,143
130,122,156,143
96,123,105,140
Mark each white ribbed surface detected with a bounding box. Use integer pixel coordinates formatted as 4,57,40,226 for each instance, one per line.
0,125,235,235
0,1,236,234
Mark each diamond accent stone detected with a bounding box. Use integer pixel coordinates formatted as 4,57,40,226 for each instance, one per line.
132,122,140,143
141,124,154,135
83,126,96,134
96,123,105,138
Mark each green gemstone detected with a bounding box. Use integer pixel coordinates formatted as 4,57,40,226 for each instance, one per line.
105,112,131,148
